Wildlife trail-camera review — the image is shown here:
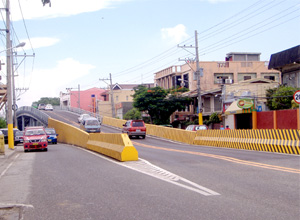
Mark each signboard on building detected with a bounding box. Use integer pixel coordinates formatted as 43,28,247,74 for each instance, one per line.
237,98,254,109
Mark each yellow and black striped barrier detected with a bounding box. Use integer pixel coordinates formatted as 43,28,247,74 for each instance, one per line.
194,129,300,155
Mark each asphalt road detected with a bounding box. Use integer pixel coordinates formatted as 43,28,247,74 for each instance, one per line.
0,109,299,219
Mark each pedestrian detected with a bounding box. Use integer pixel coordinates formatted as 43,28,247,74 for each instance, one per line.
220,125,224,130
225,125,230,130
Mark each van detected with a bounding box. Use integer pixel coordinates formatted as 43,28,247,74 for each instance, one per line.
80,117,101,133
38,103,46,110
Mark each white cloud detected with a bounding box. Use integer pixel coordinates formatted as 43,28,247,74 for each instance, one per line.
17,58,95,106
23,37,60,50
8,0,127,21
161,24,189,44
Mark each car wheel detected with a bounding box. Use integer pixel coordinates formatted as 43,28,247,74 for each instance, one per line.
44,148,48,151
24,149,28,153
141,135,146,139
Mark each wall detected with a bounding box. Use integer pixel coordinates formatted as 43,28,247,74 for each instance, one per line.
257,111,274,129
256,109,298,129
276,109,298,129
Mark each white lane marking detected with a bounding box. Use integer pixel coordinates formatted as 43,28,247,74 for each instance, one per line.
75,146,220,196
0,154,20,179
0,203,34,208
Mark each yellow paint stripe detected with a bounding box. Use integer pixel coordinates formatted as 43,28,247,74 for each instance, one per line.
133,142,300,174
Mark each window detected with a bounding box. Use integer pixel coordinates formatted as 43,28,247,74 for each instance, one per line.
244,76,251,80
116,96,118,101
264,76,275,81
214,73,233,84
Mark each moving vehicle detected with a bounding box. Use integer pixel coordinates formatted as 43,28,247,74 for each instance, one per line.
45,128,58,144
23,126,48,152
45,104,53,111
78,114,91,123
14,130,24,145
80,117,101,133
122,120,146,139
185,124,208,131
38,103,46,110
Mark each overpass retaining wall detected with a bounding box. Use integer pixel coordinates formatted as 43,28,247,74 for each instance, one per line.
101,116,300,155
48,118,138,161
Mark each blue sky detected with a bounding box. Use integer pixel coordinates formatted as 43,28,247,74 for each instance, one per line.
0,0,299,107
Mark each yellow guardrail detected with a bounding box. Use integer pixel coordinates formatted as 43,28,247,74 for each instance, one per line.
48,118,138,161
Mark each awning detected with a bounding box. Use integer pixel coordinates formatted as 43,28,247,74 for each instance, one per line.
225,101,242,115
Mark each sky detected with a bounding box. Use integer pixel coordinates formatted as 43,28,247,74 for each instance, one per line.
0,0,299,107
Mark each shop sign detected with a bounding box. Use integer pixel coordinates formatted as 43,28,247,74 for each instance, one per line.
237,99,254,109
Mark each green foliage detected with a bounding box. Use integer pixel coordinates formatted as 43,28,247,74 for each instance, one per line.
209,112,221,123
133,85,191,125
124,108,142,120
266,85,299,110
0,117,6,128
32,97,60,107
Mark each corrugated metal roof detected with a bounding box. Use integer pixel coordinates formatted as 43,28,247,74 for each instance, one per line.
268,45,300,70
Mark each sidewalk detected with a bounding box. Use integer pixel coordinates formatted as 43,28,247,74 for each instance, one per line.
0,145,17,167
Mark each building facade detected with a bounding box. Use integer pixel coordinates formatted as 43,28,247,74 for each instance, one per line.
60,87,106,112
154,52,281,126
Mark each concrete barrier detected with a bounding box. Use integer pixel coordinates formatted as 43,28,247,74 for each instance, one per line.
87,133,138,161
101,116,300,155
194,129,300,155
48,118,138,161
48,118,89,148
0,135,4,155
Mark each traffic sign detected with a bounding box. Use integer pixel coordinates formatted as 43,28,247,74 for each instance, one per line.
293,90,300,104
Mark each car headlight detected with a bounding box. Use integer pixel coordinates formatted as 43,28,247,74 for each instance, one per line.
24,139,30,143
41,137,47,142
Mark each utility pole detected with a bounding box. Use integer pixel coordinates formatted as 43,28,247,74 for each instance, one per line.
99,73,115,118
194,30,203,125
66,85,80,109
6,0,14,149
178,30,203,125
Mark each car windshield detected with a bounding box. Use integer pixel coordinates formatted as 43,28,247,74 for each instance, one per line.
16,131,23,136
25,129,45,136
132,121,144,127
86,120,99,126
45,129,55,134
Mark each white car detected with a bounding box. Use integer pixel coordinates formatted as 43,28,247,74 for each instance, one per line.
45,104,53,111
78,114,91,123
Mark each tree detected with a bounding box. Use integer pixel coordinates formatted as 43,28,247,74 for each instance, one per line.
124,108,142,120
32,97,60,107
266,85,299,110
0,117,6,128
133,85,191,125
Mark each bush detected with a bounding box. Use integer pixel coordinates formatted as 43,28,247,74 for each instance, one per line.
0,117,6,128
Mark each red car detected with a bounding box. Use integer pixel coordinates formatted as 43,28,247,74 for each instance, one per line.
122,120,146,139
23,126,48,152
